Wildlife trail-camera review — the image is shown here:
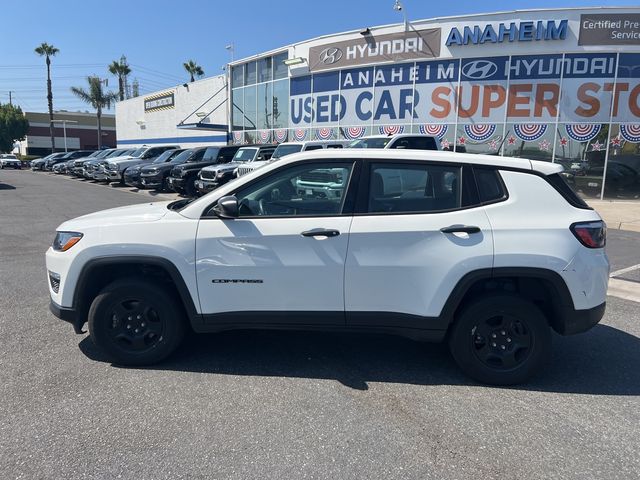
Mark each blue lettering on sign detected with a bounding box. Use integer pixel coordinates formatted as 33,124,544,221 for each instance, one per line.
446,20,568,46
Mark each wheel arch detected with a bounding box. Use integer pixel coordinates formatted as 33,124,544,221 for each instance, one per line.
441,267,575,335
72,255,201,332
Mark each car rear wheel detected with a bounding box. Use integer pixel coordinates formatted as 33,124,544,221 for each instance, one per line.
448,295,551,385
88,279,185,365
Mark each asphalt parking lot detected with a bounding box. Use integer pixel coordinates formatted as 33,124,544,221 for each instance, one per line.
1,169,639,479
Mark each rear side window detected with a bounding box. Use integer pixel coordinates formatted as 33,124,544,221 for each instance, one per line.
474,168,506,203
368,163,461,213
304,145,324,151
390,137,438,150
546,173,591,209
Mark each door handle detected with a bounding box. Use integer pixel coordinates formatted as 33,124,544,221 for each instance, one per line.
440,225,481,234
301,228,340,238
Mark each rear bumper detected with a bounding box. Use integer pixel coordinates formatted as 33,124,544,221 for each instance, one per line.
557,302,606,335
49,300,85,334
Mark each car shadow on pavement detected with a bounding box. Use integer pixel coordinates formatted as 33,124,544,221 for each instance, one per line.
78,324,640,395
0,183,16,190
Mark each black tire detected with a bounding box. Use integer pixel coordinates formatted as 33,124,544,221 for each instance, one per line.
448,294,551,385
183,176,197,197
88,279,185,366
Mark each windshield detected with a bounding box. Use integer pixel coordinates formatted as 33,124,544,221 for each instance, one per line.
171,149,197,164
272,144,302,159
348,138,391,149
232,148,258,163
152,150,177,164
94,150,112,159
130,147,147,158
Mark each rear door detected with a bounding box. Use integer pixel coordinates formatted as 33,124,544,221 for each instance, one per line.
345,159,493,328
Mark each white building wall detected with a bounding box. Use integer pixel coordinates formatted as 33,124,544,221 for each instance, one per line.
116,75,228,148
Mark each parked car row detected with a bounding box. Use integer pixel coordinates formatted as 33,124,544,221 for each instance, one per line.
28,134,441,198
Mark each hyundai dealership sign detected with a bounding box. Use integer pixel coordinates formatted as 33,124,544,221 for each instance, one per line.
289,53,638,127
308,29,441,72
446,20,568,46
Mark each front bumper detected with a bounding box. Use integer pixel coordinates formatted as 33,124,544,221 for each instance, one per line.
3,162,22,169
195,178,222,194
49,300,85,334
167,176,186,192
124,174,141,187
140,173,163,188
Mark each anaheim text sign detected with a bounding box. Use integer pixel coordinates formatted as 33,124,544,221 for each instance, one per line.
308,29,441,73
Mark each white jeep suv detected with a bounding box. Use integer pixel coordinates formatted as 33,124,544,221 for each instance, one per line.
46,149,608,385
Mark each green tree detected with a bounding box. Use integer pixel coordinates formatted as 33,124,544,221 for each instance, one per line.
70,77,119,149
183,60,204,82
108,58,131,101
0,103,29,153
34,42,59,154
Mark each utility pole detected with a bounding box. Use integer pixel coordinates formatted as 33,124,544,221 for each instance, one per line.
121,55,130,99
8,91,12,105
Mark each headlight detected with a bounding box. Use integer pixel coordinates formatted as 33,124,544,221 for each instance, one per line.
53,231,83,252
216,171,227,178
106,164,118,171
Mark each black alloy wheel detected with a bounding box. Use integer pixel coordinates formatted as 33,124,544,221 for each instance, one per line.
449,295,551,385
88,279,185,365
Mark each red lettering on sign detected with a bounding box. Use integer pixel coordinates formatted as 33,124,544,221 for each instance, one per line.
534,84,558,118
482,85,506,117
430,86,453,119
575,82,600,118
630,84,640,118
507,84,531,117
457,85,480,118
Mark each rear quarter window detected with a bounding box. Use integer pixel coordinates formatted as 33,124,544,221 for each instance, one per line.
474,168,507,203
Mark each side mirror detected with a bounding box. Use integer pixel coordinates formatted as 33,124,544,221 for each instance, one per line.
212,195,239,219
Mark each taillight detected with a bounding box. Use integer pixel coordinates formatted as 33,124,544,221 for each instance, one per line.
570,221,606,248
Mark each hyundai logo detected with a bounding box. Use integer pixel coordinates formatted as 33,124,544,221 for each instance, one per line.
319,47,343,65
462,60,498,80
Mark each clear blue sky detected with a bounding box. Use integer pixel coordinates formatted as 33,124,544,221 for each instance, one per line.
1,0,636,113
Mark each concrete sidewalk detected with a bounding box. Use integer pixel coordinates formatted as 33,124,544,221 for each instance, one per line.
588,200,640,233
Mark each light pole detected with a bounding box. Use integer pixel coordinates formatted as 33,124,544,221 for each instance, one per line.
225,43,234,63
393,0,409,31
51,119,78,152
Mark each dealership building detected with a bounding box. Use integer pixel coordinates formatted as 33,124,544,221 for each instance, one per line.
116,7,640,200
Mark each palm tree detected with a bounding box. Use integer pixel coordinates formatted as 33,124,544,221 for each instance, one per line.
183,60,204,82
108,59,131,101
70,76,119,149
34,42,59,154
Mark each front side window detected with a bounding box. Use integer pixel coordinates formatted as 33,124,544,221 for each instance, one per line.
348,138,390,149
368,163,462,213
234,162,353,217
202,147,221,161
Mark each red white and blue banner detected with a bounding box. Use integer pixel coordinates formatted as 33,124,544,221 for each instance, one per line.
464,124,496,142
619,124,640,143
342,126,366,140
232,131,244,144
513,124,548,142
315,127,335,140
419,124,448,138
257,130,271,144
378,125,405,135
273,129,288,143
565,124,602,142
292,128,308,141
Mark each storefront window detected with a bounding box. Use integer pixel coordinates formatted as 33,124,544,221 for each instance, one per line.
554,123,609,200
502,123,556,162
257,82,272,129
258,57,272,84
604,124,640,200
273,52,288,80
272,79,289,129
244,85,257,130
231,65,244,89
454,124,505,155
231,88,244,131
245,61,257,85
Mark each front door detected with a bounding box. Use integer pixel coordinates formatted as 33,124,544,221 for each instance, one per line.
195,160,357,325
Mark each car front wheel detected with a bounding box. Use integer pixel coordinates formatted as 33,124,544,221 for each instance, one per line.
448,294,551,385
88,279,185,365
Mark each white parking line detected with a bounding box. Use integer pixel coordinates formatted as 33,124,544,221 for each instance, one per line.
608,278,640,303
610,264,640,278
